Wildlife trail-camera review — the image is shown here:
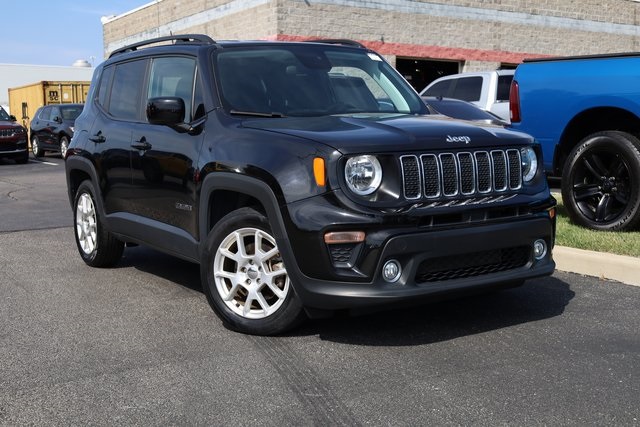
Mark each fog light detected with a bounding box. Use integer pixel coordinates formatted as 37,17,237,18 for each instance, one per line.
533,239,547,260
382,260,402,283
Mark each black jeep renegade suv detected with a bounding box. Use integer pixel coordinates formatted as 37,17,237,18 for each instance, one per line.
65,35,556,335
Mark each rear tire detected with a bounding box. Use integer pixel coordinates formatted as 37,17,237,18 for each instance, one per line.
60,135,70,159
201,207,305,335
73,180,124,267
561,131,640,231
31,136,43,158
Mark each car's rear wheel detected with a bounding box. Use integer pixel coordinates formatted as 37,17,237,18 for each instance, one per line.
201,207,305,335
31,136,42,158
561,131,640,231
73,181,124,267
60,136,70,159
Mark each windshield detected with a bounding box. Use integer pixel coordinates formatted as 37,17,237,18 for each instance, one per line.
60,105,83,120
213,44,427,117
0,107,10,121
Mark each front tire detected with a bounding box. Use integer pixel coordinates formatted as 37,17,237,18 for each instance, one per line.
561,131,640,231
73,180,124,267
201,207,305,335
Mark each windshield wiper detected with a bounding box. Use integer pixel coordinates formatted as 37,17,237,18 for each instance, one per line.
229,110,286,118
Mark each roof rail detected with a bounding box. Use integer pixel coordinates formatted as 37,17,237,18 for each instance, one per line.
306,39,366,48
109,34,216,58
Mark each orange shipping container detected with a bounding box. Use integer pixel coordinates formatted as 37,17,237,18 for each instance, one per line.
8,81,90,131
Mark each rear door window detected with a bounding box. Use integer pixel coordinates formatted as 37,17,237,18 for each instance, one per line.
108,60,147,121
451,76,482,102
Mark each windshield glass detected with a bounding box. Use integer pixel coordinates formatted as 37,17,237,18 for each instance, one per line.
213,44,427,117
60,105,83,120
0,107,10,121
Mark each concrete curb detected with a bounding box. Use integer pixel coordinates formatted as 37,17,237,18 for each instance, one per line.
553,246,640,287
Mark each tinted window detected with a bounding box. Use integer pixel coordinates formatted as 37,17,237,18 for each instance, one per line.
60,105,83,120
38,107,51,121
497,75,513,102
97,66,114,108
423,80,453,97
50,107,61,120
148,57,196,122
451,77,482,102
109,60,146,120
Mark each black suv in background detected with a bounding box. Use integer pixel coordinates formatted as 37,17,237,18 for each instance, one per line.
0,106,28,164
65,35,556,335
30,103,83,158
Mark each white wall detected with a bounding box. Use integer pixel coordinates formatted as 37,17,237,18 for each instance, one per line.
0,64,95,113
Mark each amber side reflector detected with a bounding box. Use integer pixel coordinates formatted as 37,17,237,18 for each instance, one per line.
549,207,556,219
324,231,365,244
313,157,325,187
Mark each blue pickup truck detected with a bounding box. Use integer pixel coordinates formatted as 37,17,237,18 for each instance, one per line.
509,53,640,231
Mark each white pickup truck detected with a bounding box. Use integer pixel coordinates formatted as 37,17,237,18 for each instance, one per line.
420,69,514,122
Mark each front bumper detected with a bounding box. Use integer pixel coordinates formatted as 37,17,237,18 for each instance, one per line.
278,199,555,311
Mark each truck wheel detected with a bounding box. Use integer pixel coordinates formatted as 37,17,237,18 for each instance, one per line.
31,136,43,158
60,136,70,159
201,207,305,335
73,180,124,267
561,131,640,231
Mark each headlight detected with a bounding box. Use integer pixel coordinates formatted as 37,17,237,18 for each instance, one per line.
345,155,382,195
520,146,538,182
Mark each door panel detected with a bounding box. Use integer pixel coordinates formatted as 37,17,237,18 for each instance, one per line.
129,56,203,238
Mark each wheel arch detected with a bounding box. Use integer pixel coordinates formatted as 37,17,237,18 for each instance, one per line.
199,173,290,248
555,107,640,175
65,156,104,215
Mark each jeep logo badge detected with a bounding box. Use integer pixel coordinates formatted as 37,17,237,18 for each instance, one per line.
446,135,471,144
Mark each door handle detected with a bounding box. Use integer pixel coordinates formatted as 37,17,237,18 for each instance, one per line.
89,132,106,143
131,136,152,151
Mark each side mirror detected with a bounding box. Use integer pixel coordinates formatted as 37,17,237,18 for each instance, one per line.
53,116,62,123
147,97,185,126
9,115,17,122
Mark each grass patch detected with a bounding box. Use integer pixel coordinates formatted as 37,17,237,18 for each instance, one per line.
553,192,640,258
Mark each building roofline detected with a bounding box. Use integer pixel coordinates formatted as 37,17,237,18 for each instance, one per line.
102,0,163,25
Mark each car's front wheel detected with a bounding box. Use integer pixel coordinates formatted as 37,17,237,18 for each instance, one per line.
31,136,42,158
73,181,124,267
60,136,70,159
201,207,305,335
561,131,640,231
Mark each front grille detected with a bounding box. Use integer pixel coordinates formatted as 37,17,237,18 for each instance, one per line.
400,149,522,202
0,129,19,138
415,246,530,283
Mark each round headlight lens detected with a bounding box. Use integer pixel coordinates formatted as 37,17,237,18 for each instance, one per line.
345,155,382,195
520,146,538,182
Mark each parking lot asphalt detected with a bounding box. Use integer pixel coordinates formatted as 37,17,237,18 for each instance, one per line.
1,156,639,425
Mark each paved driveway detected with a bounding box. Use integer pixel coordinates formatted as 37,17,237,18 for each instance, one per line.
1,156,638,425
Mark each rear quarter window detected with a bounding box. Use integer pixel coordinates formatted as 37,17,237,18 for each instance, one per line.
496,75,513,102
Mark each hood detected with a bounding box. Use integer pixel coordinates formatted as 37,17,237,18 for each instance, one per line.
0,120,23,129
240,114,532,154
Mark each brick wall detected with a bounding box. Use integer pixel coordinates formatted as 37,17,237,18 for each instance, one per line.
103,0,640,69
